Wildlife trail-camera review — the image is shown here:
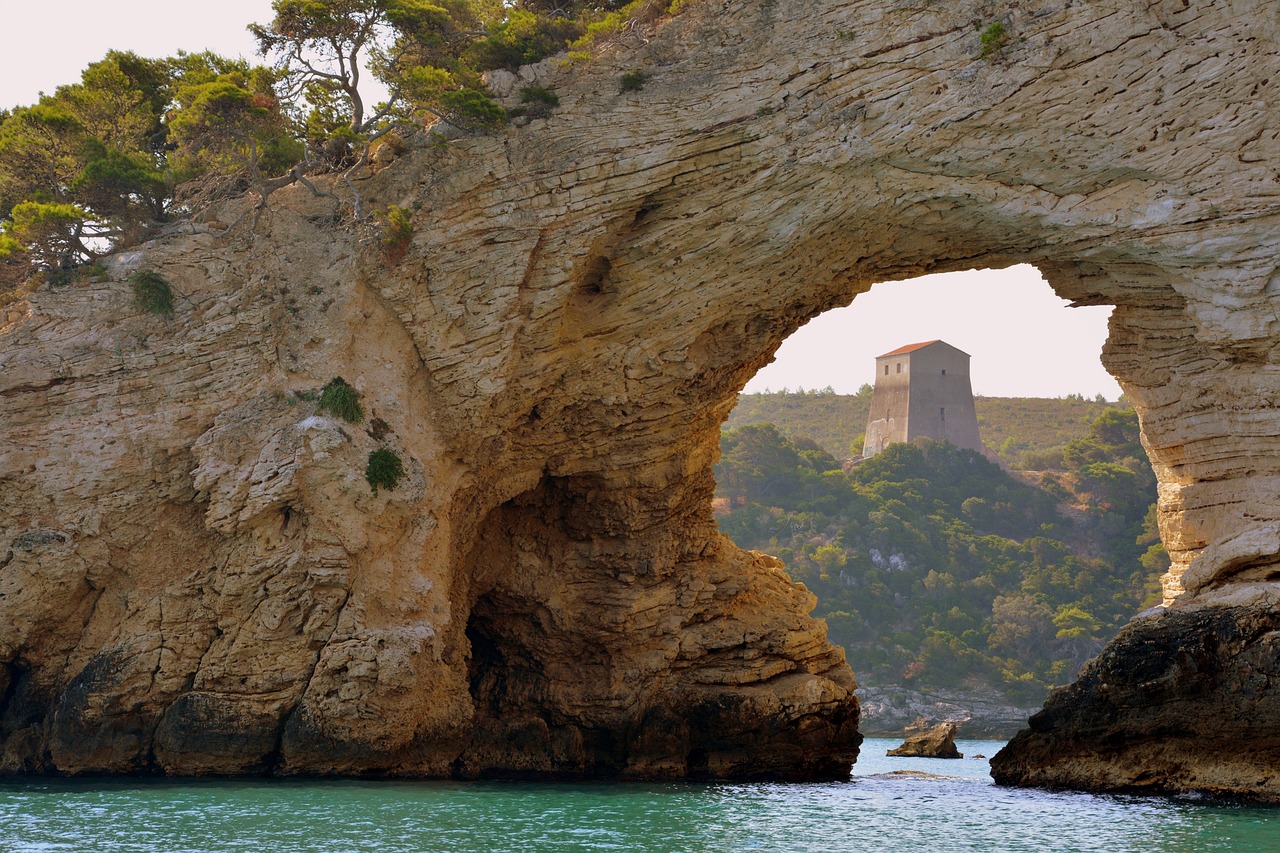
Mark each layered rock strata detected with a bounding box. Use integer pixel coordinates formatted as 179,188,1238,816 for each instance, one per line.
3,0,1280,790
992,601,1280,801
887,722,963,759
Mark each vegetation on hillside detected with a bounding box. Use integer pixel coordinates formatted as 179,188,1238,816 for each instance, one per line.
715,407,1165,705
978,393,1121,470
1,0,678,300
726,387,873,459
725,388,1125,467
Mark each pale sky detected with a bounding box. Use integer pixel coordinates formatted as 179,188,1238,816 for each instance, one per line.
2,3,273,109
4,5,1122,400
747,266,1123,399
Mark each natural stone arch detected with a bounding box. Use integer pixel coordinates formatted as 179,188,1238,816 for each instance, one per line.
2,0,1278,796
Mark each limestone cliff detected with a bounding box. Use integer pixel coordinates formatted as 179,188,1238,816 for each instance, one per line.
3,0,1280,792
991,600,1280,801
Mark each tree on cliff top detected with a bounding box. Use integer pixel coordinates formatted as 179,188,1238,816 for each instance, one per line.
0,50,309,281
0,0,663,288
249,0,608,141
250,0,512,140
0,52,173,274
250,0,403,136
166,61,307,219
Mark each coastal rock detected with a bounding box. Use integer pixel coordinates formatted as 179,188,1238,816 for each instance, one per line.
992,601,1280,802
887,723,962,759
857,686,1040,741
2,0,1280,790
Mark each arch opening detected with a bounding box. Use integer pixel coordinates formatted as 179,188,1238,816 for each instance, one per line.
717,265,1162,738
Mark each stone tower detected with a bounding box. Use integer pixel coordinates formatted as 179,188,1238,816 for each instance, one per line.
863,340,983,458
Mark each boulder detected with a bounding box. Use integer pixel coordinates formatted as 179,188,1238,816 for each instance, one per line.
887,722,963,759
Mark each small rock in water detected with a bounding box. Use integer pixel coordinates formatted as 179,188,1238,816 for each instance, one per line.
886,721,963,759
866,770,962,781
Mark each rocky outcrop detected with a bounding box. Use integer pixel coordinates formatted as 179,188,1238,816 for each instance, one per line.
3,0,1280,790
857,686,1040,740
887,722,962,759
992,599,1280,801
0,186,861,779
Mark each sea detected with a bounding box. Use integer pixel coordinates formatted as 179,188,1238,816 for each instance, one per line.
1,739,1275,852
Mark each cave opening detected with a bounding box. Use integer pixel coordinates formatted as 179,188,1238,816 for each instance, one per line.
456,479,639,778
715,264,1165,738
464,589,549,724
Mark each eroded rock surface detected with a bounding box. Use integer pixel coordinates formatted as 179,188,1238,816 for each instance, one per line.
857,687,1038,740
992,599,1280,801
887,722,962,759
2,0,1280,789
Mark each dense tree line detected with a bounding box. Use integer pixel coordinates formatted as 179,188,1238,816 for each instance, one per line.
715,407,1165,704
1,0,657,294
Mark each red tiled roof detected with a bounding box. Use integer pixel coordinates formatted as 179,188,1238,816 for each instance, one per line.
877,340,942,358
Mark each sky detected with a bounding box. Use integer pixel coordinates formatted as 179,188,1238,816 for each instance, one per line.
3,5,1124,400
746,266,1123,400
0,3,274,109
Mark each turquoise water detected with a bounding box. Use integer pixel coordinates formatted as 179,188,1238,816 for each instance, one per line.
1,739,1275,852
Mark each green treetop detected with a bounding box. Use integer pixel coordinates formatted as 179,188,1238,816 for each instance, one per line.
0,53,175,273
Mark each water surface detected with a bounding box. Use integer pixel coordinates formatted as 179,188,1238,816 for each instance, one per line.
2,739,1275,852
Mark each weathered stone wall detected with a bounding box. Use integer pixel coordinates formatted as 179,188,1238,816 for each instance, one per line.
3,0,1280,794
864,354,912,456
906,344,983,455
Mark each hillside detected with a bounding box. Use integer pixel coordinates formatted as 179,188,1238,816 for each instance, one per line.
726,389,874,460
724,390,1126,467
714,408,1166,725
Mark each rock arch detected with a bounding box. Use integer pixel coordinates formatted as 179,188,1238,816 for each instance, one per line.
2,0,1278,796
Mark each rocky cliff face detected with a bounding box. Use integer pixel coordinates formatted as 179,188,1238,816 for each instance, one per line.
991,600,1280,801
3,0,1279,791
857,687,1041,741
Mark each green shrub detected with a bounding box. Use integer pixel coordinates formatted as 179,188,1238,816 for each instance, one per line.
366,448,405,494
465,10,584,72
381,205,414,263
1019,445,1067,471
44,267,75,285
440,88,507,129
515,85,560,120
129,270,174,316
619,70,648,93
521,85,560,107
569,0,648,57
980,22,1008,58
318,377,363,423
0,232,22,261
382,205,414,244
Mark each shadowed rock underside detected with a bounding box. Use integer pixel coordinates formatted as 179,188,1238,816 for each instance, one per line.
2,0,1279,791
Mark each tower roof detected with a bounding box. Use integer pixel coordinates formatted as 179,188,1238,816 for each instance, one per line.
876,339,954,358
